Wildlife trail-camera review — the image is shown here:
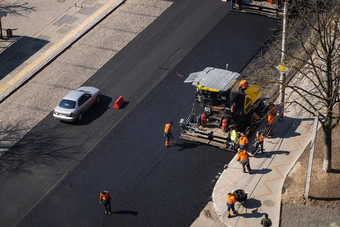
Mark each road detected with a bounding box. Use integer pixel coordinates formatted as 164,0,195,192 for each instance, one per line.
0,0,278,226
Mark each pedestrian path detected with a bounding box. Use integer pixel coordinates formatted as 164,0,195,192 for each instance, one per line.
212,72,317,226
0,0,125,102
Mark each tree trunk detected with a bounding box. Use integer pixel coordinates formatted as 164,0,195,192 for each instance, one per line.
323,125,332,172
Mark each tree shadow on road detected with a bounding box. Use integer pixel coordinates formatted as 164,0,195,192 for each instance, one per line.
0,120,77,174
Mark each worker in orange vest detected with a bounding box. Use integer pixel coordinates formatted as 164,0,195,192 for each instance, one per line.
164,122,175,147
239,79,249,92
226,192,237,218
267,113,275,136
253,112,260,130
239,133,248,149
254,130,265,154
99,190,112,214
237,148,252,173
268,102,276,116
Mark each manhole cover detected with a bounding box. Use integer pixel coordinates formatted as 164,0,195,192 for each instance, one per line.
263,199,275,207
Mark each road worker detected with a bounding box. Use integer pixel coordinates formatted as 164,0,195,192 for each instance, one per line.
268,102,276,116
239,133,248,149
226,192,237,218
239,79,249,92
253,112,260,130
230,128,239,151
99,190,112,214
267,113,275,136
164,122,175,147
237,148,252,174
254,130,265,154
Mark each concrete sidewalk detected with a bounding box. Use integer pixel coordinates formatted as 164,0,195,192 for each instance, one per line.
0,0,125,102
211,73,317,226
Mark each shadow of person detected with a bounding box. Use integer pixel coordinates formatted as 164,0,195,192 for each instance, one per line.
175,140,199,151
242,198,262,209
252,150,290,159
112,210,138,216
250,168,272,175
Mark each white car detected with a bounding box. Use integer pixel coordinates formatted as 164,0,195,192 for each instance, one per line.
53,86,101,122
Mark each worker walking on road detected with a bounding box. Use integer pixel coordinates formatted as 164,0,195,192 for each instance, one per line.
254,130,265,154
164,122,175,147
226,192,237,218
261,213,272,227
239,133,248,149
237,148,252,174
99,190,112,215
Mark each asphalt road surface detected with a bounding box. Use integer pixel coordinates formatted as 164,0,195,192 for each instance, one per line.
0,1,278,226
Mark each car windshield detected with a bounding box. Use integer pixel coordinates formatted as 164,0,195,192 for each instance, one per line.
59,99,76,109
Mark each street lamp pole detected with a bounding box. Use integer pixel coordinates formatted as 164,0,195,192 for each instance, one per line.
279,0,288,121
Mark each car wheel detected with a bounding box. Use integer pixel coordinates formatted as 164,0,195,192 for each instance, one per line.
78,113,83,121
96,95,100,103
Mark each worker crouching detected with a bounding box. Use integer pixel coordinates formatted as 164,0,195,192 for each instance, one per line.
237,148,252,174
226,192,237,218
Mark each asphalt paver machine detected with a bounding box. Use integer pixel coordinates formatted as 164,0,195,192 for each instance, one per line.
179,67,263,151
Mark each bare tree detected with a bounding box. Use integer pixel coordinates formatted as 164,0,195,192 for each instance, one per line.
249,0,340,173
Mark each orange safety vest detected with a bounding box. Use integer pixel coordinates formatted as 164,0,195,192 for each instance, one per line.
239,135,248,146
269,104,276,115
227,193,236,204
164,123,171,133
257,132,264,142
239,79,248,89
267,114,275,125
237,149,249,161
100,191,111,201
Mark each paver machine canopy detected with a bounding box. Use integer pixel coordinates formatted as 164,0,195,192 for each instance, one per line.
184,67,240,111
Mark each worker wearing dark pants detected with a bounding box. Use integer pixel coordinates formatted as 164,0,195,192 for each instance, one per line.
261,213,272,227
164,122,175,147
100,191,112,214
226,192,237,218
239,133,248,150
254,131,265,153
237,148,252,174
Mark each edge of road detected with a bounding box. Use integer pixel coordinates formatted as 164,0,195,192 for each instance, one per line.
0,0,126,104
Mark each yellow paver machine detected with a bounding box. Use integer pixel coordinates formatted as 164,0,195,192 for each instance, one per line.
179,67,264,151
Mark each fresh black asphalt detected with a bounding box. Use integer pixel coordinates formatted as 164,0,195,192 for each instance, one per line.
0,0,278,226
